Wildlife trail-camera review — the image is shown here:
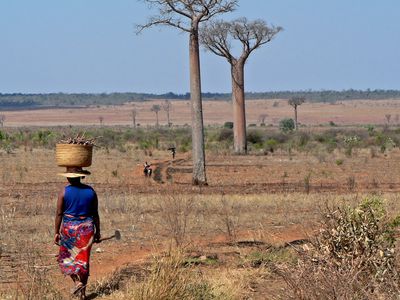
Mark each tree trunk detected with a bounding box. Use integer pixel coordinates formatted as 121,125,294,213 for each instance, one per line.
167,110,171,127
294,106,298,130
231,60,247,154
189,28,207,185
156,112,159,127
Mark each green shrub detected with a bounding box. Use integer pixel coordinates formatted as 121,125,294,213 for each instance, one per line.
279,118,295,133
246,130,263,145
264,138,278,153
223,121,233,129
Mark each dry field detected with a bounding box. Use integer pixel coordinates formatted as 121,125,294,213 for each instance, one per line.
1,142,400,299
2,99,400,127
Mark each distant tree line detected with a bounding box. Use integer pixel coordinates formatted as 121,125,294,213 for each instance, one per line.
1,89,400,108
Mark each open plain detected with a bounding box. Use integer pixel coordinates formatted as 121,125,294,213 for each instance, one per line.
2,99,400,127
1,118,400,299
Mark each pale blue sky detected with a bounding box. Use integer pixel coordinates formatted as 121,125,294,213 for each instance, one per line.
0,0,399,94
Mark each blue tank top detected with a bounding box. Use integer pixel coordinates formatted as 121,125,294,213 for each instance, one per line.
63,184,97,217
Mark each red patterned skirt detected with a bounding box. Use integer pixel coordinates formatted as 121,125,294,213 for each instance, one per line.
57,216,94,281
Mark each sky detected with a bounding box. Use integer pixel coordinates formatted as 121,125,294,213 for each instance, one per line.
0,0,399,94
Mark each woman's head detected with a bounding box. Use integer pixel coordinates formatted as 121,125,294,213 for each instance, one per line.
67,176,82,185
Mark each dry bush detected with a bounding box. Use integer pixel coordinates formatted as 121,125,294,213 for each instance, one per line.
218,196,241,242
277,196,400,300
118,251,221,300
157,195,194,247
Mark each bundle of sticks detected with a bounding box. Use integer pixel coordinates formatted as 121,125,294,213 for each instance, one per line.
59,133,98,146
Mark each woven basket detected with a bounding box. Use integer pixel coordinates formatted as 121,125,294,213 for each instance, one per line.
55,144,93,167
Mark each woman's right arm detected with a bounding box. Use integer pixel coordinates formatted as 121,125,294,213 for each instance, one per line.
54,189,64,245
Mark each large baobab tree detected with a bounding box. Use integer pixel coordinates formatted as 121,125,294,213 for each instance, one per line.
138,0,237,185
288,96,305,130
201,18,281,154
163,100,172,127
151,104,161,127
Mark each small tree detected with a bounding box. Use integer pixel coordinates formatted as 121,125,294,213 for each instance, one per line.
163,100,172,127
258,113,268,125
201,18,281,154
385,114,391,125
0,115,5,127
151,104,161,127
288,97,305,130
132,107,137,128
99,116,104,126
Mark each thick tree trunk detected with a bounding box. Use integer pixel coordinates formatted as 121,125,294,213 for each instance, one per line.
231,60,247,154
189,29,207,185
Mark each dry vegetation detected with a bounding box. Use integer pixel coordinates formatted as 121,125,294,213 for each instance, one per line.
1,120,400,299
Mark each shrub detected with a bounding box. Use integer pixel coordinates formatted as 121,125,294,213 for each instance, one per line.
264,138,278,153
218,128,233,142
279,118,295,133
246,130,263,145
278,197,400,300
223,121,233,129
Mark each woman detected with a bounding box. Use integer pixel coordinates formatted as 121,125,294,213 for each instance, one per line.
54,167,101,299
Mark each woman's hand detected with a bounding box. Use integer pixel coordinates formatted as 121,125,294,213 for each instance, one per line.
94,232,101,243
54,233,60,246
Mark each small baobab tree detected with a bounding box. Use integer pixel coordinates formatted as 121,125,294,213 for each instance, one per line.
288,96,305,130
132,107,138,128
201,18,282,154
163,100,172,127
0,115,5,127
138,0,238,185
151,104,161,127
258,113,268,126
385,114,392,126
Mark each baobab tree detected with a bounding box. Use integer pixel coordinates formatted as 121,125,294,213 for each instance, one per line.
163,100,172,127
151,104,161,127
288,97,305,130
132,107,137,128
138,0,238,185
201,18,281,154
258,113,268,125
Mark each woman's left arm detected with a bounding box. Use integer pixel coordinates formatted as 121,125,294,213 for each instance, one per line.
93,193,101,242
54,189,64,245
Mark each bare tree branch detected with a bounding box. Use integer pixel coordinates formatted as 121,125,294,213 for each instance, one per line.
201,17,282,64
137,0,237,34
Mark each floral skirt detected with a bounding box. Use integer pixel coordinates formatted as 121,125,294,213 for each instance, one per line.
57,216,94,281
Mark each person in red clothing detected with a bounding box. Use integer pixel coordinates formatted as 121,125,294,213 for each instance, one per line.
54,167,101,299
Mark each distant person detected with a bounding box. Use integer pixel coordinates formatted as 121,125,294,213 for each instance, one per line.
143,161,152,177
168,147,176,159
54,167,101,299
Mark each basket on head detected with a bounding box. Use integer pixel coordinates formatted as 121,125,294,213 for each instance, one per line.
56,144,93,167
